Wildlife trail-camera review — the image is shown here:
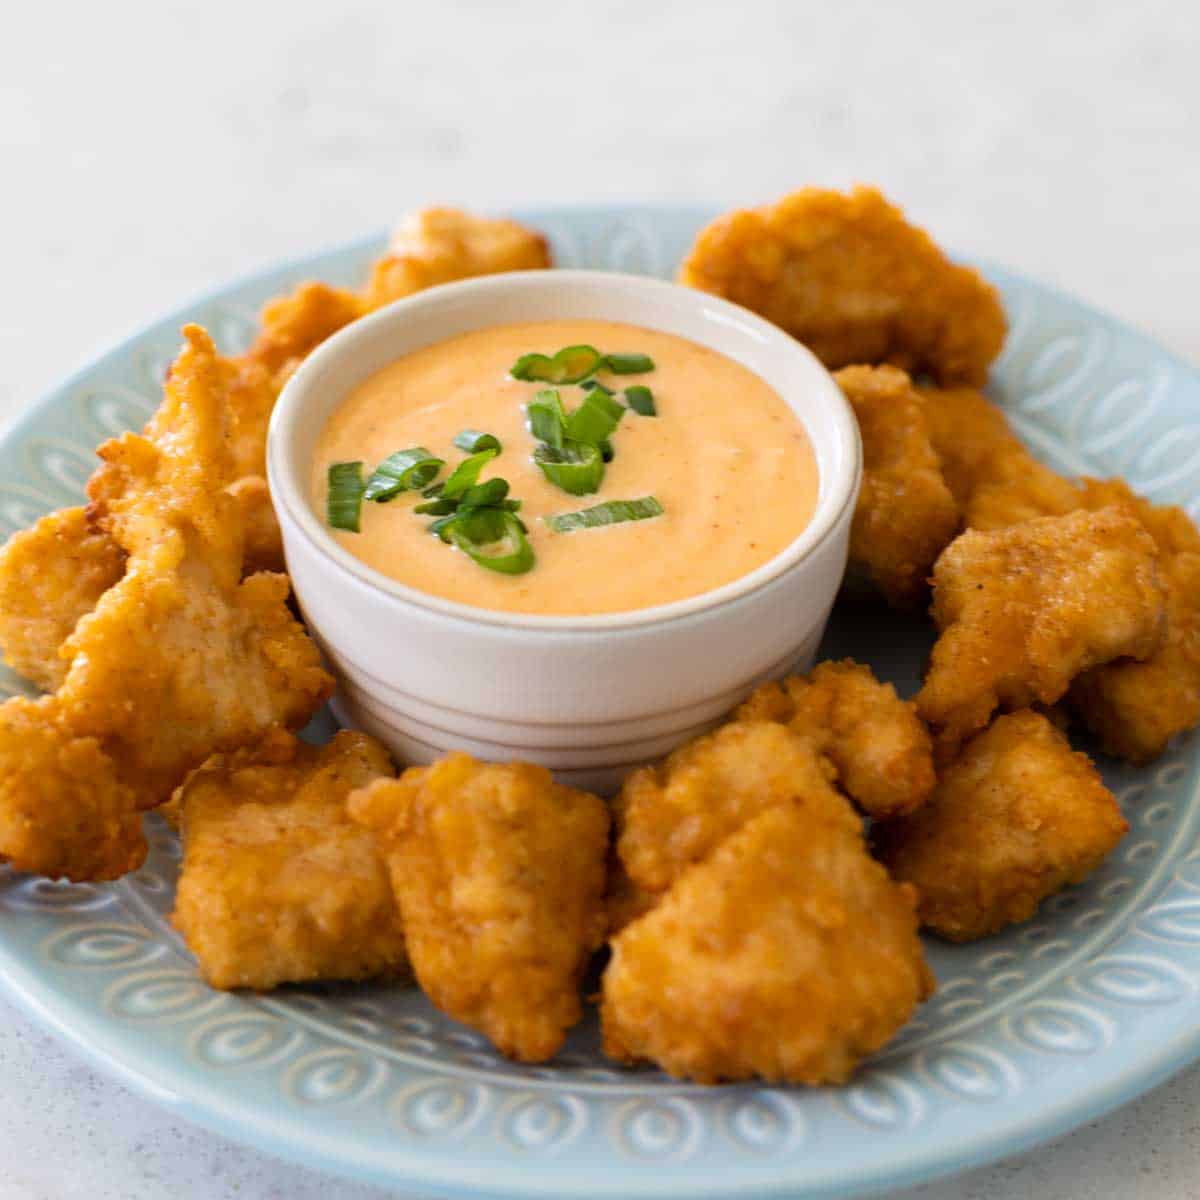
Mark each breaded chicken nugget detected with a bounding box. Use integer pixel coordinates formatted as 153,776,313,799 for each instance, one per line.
363,207,552,309
228,475,286,575
0,507,125,691
349,754,609,1063
614,721,856,899
601,803,933,1084
875,711,1128,940
835,366,960,609
678,186,1006,386
920,386,1082,529
737,659,935,818
0,695,144,881
917,508,1165,750
246,282,367,380
172,729,405,990
1069,479,1200,763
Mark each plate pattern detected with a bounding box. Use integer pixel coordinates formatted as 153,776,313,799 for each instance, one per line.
0,207,1198,1199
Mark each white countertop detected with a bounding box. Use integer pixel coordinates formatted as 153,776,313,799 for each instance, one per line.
1,1,1198,1196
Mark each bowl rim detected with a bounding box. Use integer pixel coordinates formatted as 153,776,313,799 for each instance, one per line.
267,269,862,633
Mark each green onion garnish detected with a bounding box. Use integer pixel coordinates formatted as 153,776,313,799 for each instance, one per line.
545,496,664,533
533,440,605,495
604,352,655,375
625,385,656,416
441,448,499,500
527,389,567,450
511,345,602,385
428,514,458,542
449,508,535,575
598,438,615,463
414,496,458,516
453,430,502,454
364,447,445,501
326,461,367,532
581,379,615,396
422,481,445,499
458,478,510,510
564,388,625,445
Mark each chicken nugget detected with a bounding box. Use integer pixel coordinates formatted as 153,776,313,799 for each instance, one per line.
678,186,1006,386
917,508,1165,751
0,506,125,691
349,754,609,1063
172,729,405,990
228,475,286,575
601,803,933,1085
875,711,1128,940
615,720,856,899
737,659,935,818
835,366,959,609
246,282,367,380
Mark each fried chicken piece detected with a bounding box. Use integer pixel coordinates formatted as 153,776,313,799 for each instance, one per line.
920,385,1083,529
875,711,1128,940
245,282,367,381
678,186,1006,386
172,729,405,990
917,508,1166,751
228,475,286,575
834,365,959,608
1068,479,1200,762
0,696,144,881
602,803,932,1084
363,207,552,309
349,754,609,1063
615,720,857,900
0,507,125,691
737,659,935,818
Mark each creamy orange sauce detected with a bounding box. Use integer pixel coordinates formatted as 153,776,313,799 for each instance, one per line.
311,320,818,615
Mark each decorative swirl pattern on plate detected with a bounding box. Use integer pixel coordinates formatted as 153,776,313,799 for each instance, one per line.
0,211,1197,1196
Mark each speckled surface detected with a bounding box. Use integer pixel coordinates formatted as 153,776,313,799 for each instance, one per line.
1,1,1198,1197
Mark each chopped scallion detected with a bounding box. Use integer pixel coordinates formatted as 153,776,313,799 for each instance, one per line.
449,508,535,575
441,448,499,500
527,389,567,450
604,352,655,375
453,429,502,454
545,496,664,533
564,388,625,445
511,344,602,385
458,478,510,510
625,385,657,416
326,461,366,532
533,440,605,495
364,447,444,502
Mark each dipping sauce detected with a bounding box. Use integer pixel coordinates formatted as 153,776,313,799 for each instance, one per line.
311,319,818,616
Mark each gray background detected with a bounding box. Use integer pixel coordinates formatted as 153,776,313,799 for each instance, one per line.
1,1,1197,1196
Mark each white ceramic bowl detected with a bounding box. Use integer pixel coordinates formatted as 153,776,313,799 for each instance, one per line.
268,270,861,792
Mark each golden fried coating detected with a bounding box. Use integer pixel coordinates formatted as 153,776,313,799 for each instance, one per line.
737,660,935,818
835,366,959,608
228,475,286,575
349,754,609,1063
615,720,856,899
875,711,1128,941
172,729,405,990
678,186,1006,386
246,282,367,380
1069,479,1200,762
601,803,933,1084
0,696,144,881
0,506,125,691
920,386,1083,529
363,207,552,309
917,508,1166,750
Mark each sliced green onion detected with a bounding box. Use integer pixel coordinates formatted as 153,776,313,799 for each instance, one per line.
533,440,605,495
453,429,502,454
449,508,535,575
414,496,458,516
458,478,510,510
327,461,366,532
511,344,602,385
442,448,499,499
428,514,458,542
545,496,664,533
364,447,444,501
604,352,655,375
625,385,657,416
598,438,615,463
527,389,567,450
422,481,445,499
564,388,625,445
581,379,615,396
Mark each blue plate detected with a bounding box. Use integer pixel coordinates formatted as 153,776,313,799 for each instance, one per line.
0,206,1198,1200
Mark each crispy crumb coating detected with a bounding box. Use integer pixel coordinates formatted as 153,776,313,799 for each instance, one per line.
1069,479,1200,762
917,508,1166,751
614,721,856,899
678,186,1006,386
172,729,405,990
836,366,959,609
228,475,286,575
601,803,933,1084
737,659,935,818
0,696,144,881
349,754,609,1063
0,507,125,691
875,711,1128,940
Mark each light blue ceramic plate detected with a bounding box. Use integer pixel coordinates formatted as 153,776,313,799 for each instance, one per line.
0,206,1198,1200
